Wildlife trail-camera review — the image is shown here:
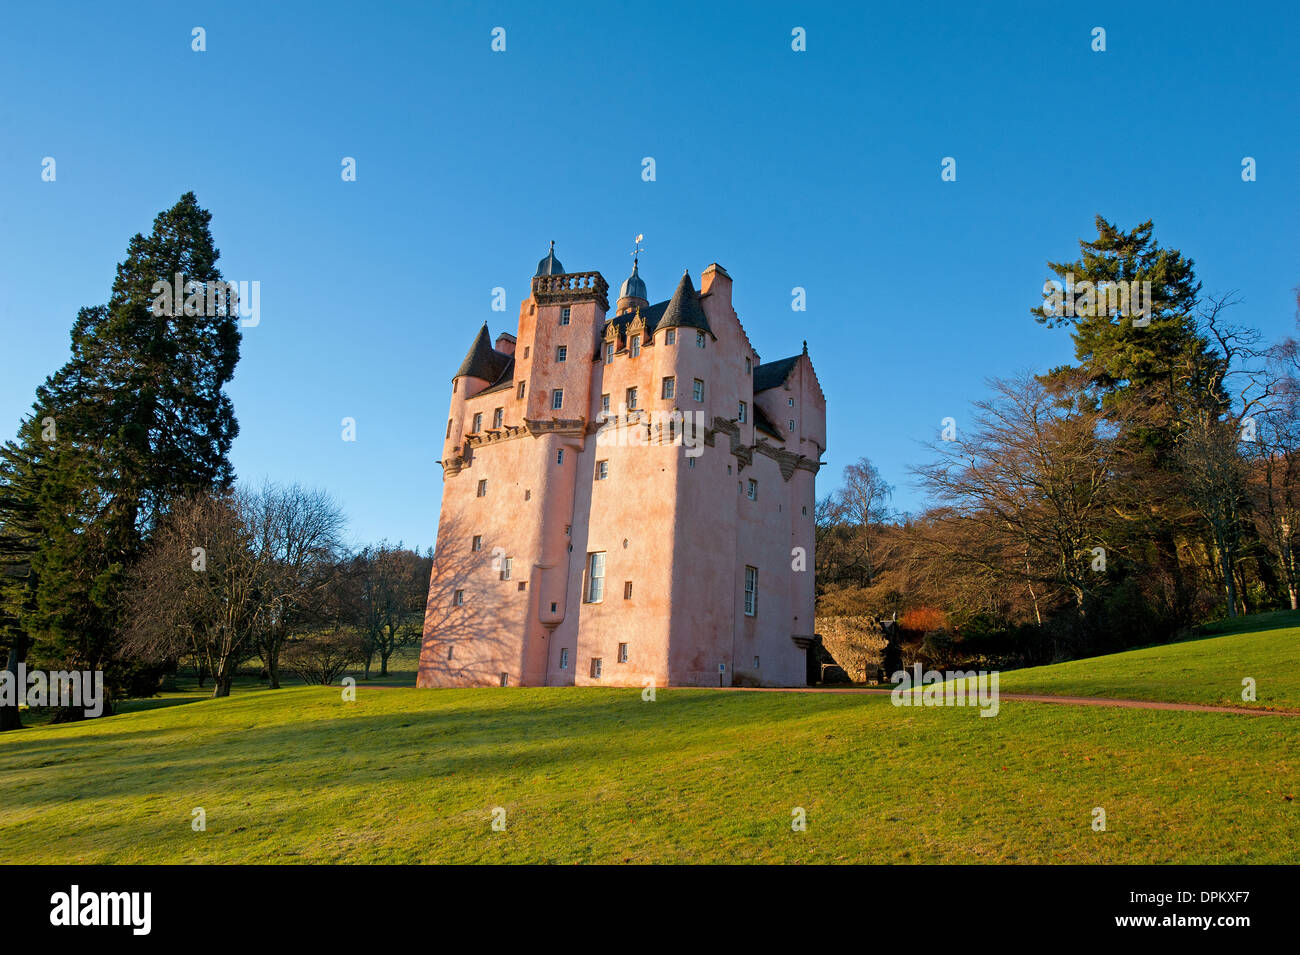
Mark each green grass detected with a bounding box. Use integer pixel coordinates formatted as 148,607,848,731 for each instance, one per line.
992,613,1300,711
1,683,1296,863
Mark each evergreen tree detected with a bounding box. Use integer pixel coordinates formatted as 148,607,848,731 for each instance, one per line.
0,193,241,719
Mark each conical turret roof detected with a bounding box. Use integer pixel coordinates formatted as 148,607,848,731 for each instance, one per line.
454,323,512,381
657,270,711,334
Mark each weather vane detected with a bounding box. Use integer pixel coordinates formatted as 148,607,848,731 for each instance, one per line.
630,234,645,266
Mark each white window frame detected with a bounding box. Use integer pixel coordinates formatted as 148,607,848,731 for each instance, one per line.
662,377,675,400
560,307,571,326
693,379,704,402
744,566,757,616
596,460,609,481
552,389,564,410
559,648,569,669
556,345,567,362
585,551,606,603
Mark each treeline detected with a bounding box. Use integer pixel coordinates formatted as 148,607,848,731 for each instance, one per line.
0,194,429,729
817,217,1300,673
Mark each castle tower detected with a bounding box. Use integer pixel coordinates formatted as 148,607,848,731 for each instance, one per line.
419,240,826,689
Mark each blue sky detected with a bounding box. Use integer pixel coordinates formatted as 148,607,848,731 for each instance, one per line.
2,0,1297,547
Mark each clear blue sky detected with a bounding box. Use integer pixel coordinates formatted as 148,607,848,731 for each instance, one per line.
2,0,1297,547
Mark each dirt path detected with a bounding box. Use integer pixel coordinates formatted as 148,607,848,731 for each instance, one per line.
721,685,1300,716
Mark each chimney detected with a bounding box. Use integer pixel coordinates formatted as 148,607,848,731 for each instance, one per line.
700,263,732,307
495,332,516,356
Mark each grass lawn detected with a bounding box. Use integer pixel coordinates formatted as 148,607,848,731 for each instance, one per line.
0,682,1296,864
991,611,1300,711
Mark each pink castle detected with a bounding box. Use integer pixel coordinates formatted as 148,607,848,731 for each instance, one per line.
417,243,826,688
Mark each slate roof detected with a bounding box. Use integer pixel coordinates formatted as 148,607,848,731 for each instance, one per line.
454,324,513,383
753,354,801,393
658,271,712,335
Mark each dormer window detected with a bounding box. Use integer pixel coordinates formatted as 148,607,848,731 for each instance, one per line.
604,342,615,364
630,334,641,357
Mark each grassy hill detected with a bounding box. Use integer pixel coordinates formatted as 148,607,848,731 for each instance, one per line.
0,616,1297,864
993,610,1300,710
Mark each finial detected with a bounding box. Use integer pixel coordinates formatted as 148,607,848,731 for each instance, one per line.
802,339,808,355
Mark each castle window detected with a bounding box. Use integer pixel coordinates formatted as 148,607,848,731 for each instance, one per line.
744,566,757,616
500,557,512,581
472,412,483,432
696,331,706,348
523,346,530,358
472,535,482,551
445,419,452,438
747,479,758,500
630,334,641,357
802,506,808,515
448,646,454,660
601,393,610,414
693,379,704,402
476,479,487,497
453,380,458,393
623,581,633,600
550,601,558,612
556,345,567,362
665,329,676,345
518,382,525,399
661,377,675,400
746,357,751,374
585,552,606,603
688,457,696,469
626,387,638,410
517,581,526,591
604,342,615,364
492,407,503,428
753,656,760,668
559,648,569,669
590,658,603,679
738,401,747,423
788,419,795,431
525,489,531,500
595,460,609,481
565,524,571,536
618,643,629,663
552,389,564,410
560,307,571,325
556,449,565,465
454,589,465,606
788,397,795,406
499,672,509,687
